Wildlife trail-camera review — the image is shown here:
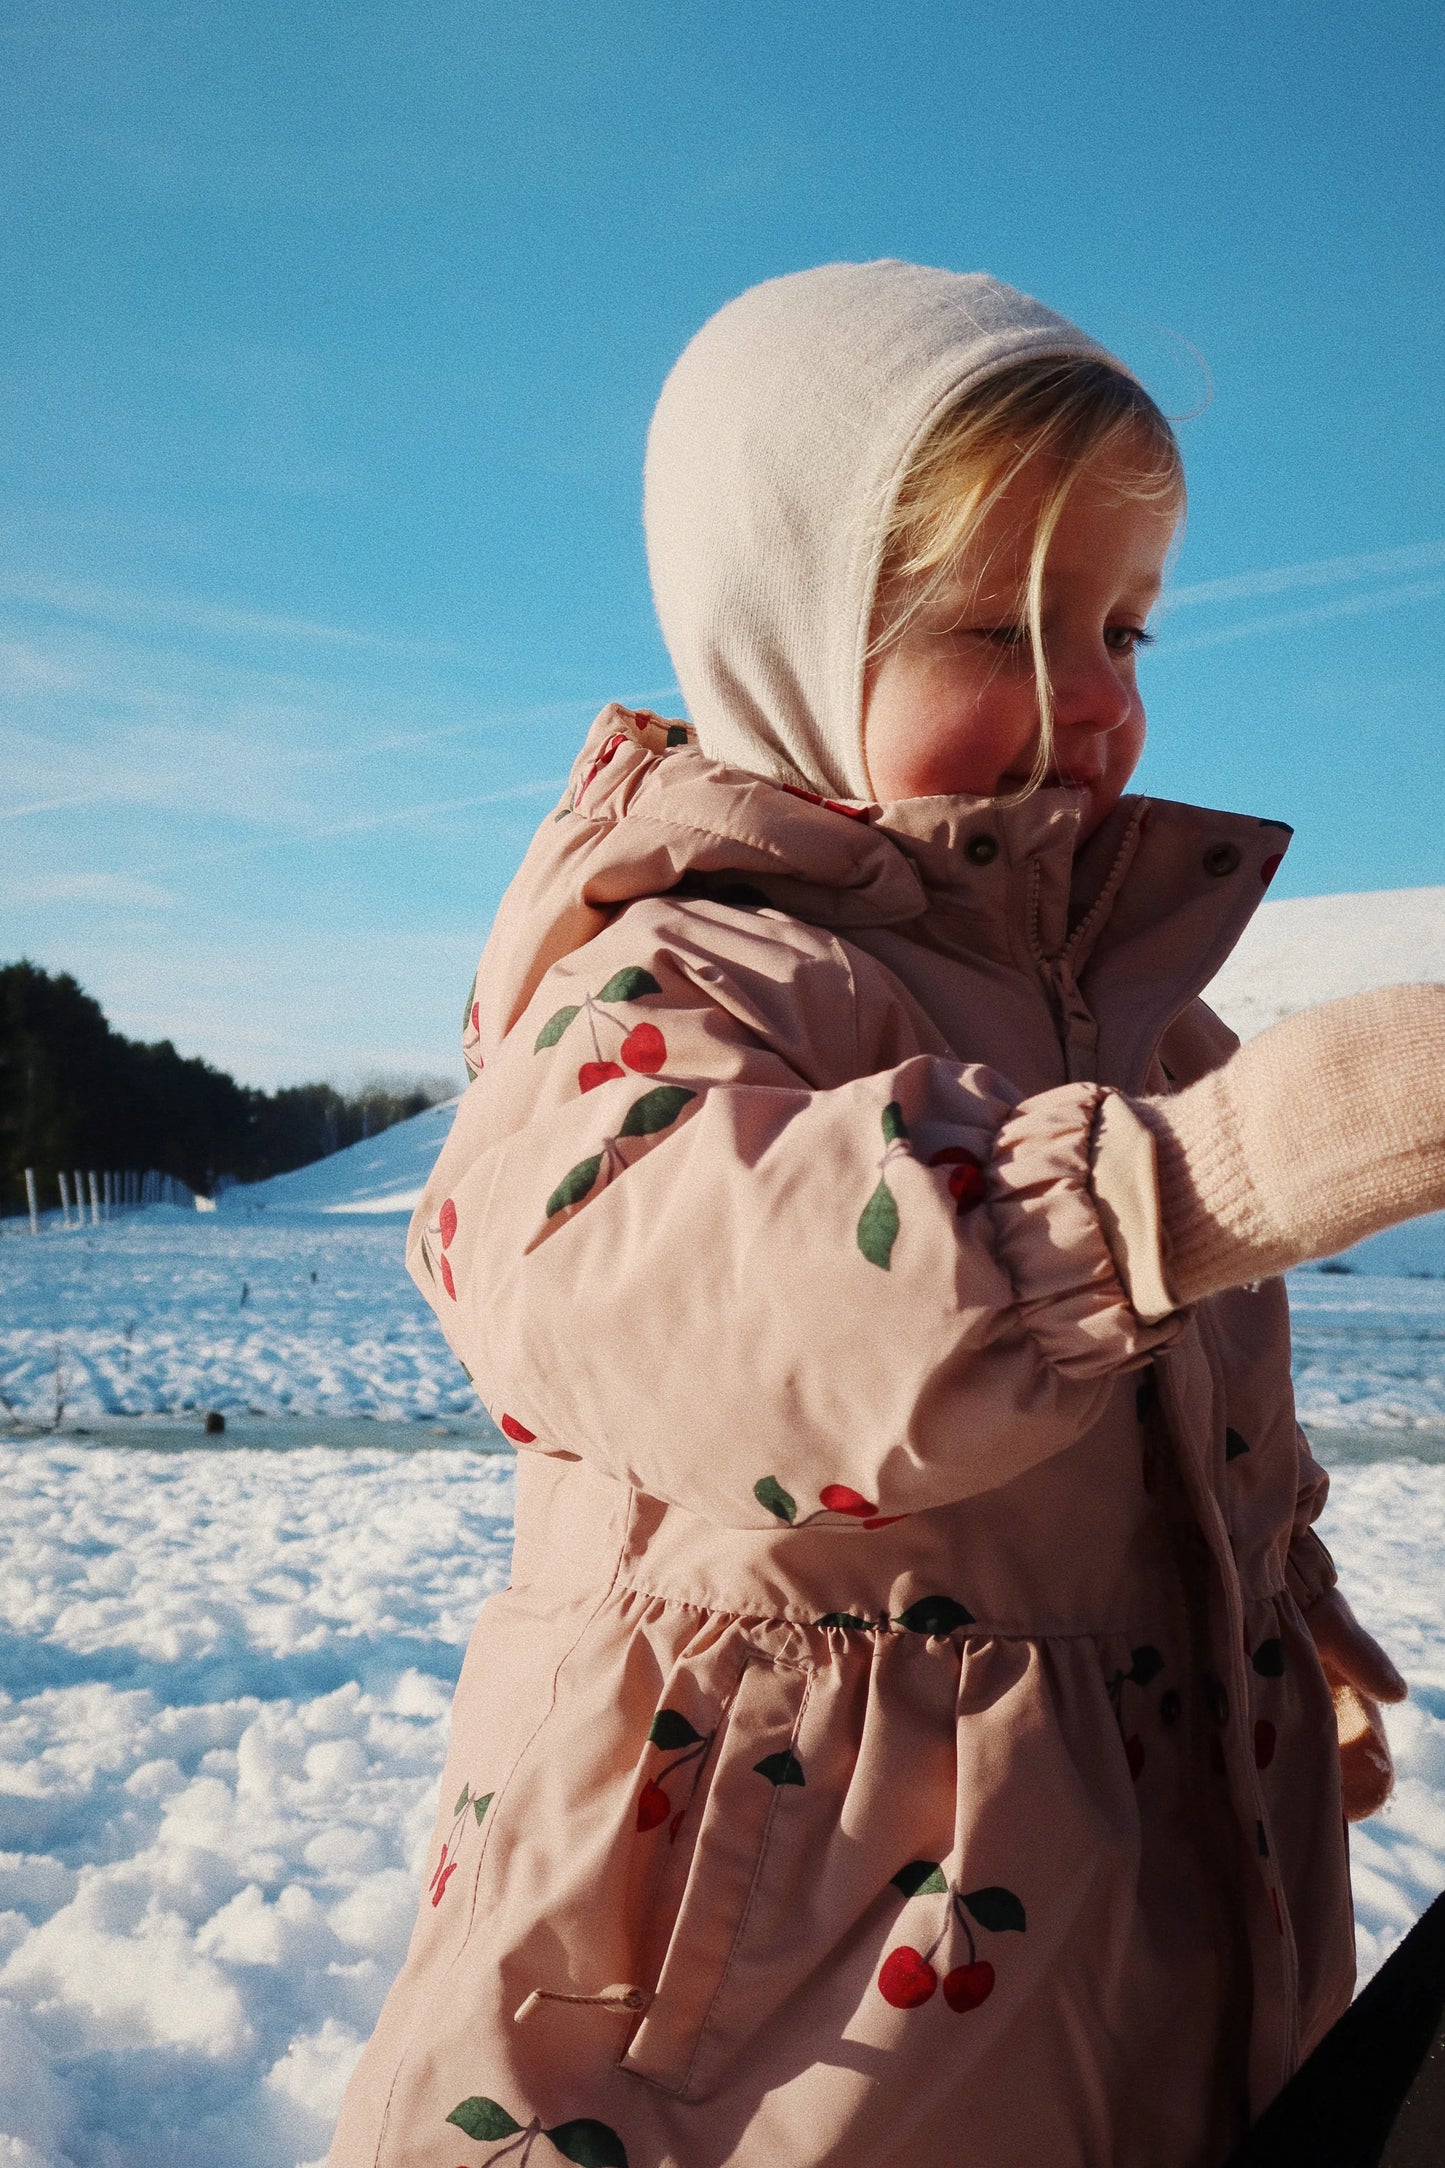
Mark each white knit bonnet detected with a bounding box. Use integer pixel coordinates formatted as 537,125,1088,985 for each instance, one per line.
643,260,1123,801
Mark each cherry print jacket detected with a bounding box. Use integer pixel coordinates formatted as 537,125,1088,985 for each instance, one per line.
326,707,1352,2168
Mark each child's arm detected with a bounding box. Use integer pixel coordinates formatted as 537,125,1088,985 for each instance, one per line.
1120,983,1445,1304
412,906,1183,1527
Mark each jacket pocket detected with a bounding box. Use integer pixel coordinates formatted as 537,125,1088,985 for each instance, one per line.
619,1636,812,2100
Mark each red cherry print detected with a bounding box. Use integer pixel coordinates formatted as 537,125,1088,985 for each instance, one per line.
863,1514,907,1530
929,1146,987,1213
819,1484,878,1518
1254,1719,1277,1770
878,1946,938,2008
1126,1734,1145,1782
578,1060,625,1092
943,1960,995,2012
1261,853,1283,886
499,1414,536,1444
439,1198,457,1249
471,1001,480,1032
637,1779,670,1832
620,1022,667,1074
439,1253,456,1301
669,1809,686,1843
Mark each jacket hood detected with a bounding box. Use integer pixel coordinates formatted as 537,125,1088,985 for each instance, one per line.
643,260,1123,800
466,707,1292,1073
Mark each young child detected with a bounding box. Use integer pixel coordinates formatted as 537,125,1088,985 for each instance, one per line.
327,261,1445,2168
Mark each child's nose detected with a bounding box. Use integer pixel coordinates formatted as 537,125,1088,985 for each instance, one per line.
1049,642,1135,736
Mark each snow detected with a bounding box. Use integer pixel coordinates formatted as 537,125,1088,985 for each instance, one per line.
1205,884,1445,1045
0,1216,476,1427
0,1436,514,2168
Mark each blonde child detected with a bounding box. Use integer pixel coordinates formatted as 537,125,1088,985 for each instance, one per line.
327,262,1445,2168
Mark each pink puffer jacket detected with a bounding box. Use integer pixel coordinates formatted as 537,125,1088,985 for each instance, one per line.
327,706,1351,2168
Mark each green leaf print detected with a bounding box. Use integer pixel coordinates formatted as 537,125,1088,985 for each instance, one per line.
815,1611,873,1630
648,1709,703,1750
754,1475,797,1524
461,973,479,1037
881,1100,908,1144
1128,1645,1164,1687
546,2120,631,2167
754,1750,805,1787
597,967,663,1003
665,724,690,747
895,1595,975,1635
535,1005,581,1051
473,1791,494,1825
961,1885,1027,1933
454,1783,471,1815
446,2097,523,2140
1252,1638,1286,1677
857,1178,899,1269
619,1085,695,1137
892,1860,948,1898
546,1155,604,1217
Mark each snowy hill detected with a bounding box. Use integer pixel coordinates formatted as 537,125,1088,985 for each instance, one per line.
220,1097,457,1218
1205,885,1445,1044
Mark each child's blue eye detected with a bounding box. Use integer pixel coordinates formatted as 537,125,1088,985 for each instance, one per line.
1108,625,1154,653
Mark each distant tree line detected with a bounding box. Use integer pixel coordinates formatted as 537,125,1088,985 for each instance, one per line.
0,960,455,1215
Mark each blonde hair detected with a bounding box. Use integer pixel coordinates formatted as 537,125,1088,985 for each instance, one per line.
870,358,1184,798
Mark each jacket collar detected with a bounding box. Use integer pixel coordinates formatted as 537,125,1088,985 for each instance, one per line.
474,706,1291,1059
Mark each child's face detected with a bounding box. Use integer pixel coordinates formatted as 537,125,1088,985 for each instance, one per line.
862,448,1180,836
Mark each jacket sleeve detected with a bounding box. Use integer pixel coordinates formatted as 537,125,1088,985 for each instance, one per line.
411,903,1183,1528
1286,1428,1337,1609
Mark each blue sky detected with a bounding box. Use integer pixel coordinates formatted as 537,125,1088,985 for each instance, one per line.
3,0,1443,1088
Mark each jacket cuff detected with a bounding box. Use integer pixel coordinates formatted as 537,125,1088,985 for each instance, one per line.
1286,1525,1338,1610
988,1084,1184,1375
1089,1092,1179,1324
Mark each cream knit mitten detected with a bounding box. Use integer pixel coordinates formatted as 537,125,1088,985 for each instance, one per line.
1133,984,1445,1305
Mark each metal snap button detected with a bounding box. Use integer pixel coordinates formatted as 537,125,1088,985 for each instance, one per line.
1203,843,1241,877
964,834,999,866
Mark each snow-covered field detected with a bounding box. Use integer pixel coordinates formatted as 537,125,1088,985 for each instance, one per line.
4,878,1445,2165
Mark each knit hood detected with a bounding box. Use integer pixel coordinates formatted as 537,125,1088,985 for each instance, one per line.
643,260,1122,801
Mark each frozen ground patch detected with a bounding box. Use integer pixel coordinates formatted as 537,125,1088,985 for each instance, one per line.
0,1217,471,1426
0,1440,514,2168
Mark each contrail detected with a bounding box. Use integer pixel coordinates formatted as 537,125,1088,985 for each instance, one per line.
147,776,571,875
1154,575,1445,655
0,570,456,657
1166,538,1445,610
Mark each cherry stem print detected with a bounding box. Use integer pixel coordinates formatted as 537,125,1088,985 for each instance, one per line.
752,1476,906,1531
637,1708,716,1840
428,1781,494,1908
446,2097,629,2167
878,1864,1026,2015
